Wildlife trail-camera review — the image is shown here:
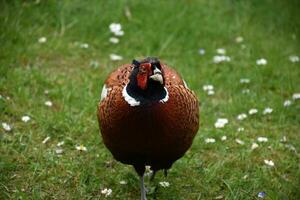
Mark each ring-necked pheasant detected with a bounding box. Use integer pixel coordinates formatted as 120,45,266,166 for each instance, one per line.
97,57,199,200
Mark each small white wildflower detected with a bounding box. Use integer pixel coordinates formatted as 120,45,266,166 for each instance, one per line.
292,93,300,100
251,143,259,150
76,144,87,151
55,149,63,154
109,23,124,36
44,101,53,107
101,188,112,197
242,174,249,179
80,43,89,49
235,36,244,43
203,85,214,91
257,137,268,142
205,138,216,143
207,90,215,96
256,58,267,65
109,23,121,33
6,96,10,100
119,180,127,185
249,108,258,115
242,89,250,94
280,136,287,143
44,90,49,95
42,136,50,144
283,100,292,107
198,48,205,55
57,141,64,147
159,181,170,188
264,159,274,167
221,136,227,141
38,37,47,43
237,127,244,132
216,48,226,55
289,55,299,63
21,116,31,123
237,113,247,121
114,30,124,36
240,78,250,84
110,54,123,61
263,107,273,115
109,37,119,44
214,118,229,128
213,55,231,63
2,122,12,131
235,139,245,145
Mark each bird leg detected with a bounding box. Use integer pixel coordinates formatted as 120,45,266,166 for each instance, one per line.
140,175,147,200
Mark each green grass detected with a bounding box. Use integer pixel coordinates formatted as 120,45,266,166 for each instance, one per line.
1,0,300,199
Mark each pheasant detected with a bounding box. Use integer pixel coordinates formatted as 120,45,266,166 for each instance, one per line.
97,57,199,200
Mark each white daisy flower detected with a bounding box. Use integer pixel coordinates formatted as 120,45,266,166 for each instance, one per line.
263,107,273,115
119,180,127,185
292,93,300,100
235,36,244,43
264,159,274,167
42,136,50,144
289,55,299,63
221,136,227,141
101,188,112,197
213,55,231,63
205,138,216,143
251,143,259,150
207,90,215,96
57,141,64,147
257,137,268,142
249,108,258,115
280,136,287,143
242,89,250,94
109,23,124,36
235,139,245,145
76,144,87,151
2,122,12,131
198,48,205,55
109,37,119,44
38,37,47,43
55,149,63,154
80,43,89,49
256,58,267,65
237,127,244,132
203,85,214,91
214,118,229,128
240,78,250,84
237,113,247,121
159,181,170,188
21,116,31,123
109,54,123,61
44,101,53,107
283,100,292,107
216,48,226,55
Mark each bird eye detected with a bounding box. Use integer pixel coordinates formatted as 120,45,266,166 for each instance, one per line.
139,67,147,73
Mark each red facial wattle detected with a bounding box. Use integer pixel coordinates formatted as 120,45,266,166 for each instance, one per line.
136,63,151,90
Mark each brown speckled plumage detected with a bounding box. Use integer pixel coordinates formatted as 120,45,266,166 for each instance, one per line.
97,59,199,177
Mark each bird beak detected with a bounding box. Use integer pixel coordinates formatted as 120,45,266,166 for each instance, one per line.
149,67,163,84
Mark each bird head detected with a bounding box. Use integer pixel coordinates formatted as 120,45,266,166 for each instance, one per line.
132,57,164,90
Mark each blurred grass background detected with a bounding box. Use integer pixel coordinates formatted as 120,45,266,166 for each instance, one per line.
1,0,300,199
